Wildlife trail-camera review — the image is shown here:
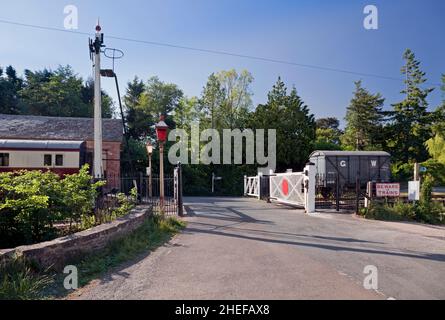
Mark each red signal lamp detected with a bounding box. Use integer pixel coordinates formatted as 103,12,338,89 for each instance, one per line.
155,116,169,143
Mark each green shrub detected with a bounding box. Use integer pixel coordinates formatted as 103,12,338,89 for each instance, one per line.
0,165,105,248
362,202,406,221
111,188,138,219
362,176,445,225
415,175,445,225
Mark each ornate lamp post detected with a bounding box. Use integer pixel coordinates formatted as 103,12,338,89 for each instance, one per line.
145,141,154,198
155,117,169,211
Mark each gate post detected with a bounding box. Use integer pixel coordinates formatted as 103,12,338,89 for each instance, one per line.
244,175,247,196
336,173,340,212
304,163,316,213
177,163,184,217
257,173,262,200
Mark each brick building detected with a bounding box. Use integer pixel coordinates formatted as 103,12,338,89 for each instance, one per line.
0,114,123,189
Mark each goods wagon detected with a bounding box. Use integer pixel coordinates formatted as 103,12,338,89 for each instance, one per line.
309,150,391,187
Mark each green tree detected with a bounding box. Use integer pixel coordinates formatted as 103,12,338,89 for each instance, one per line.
426,74,445,164
80,78,114,118
387,49,434,163
125,76,183,139
200,70,253,130
341,81,385,151
250,77,315,171
0,66,23,114
19,65,114,118
174,96,199,129
123,77,146,139
199,73,225,129
315,117,343,150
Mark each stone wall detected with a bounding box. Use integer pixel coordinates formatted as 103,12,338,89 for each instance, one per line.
0,205,152,270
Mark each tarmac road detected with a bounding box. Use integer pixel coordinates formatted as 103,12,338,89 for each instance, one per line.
72,197,445,300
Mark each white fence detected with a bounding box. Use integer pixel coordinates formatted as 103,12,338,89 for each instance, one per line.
244,175,260,199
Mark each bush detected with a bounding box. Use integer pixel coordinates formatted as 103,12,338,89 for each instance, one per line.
361,176,445,225
362,202,406,221
0,166,105,248
414,175,445,224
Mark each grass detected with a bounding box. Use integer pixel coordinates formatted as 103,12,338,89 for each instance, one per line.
360,201,445,225
0,257,53,300
0,215,186,300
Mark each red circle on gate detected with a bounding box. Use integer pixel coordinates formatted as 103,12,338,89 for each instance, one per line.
282,179,289,196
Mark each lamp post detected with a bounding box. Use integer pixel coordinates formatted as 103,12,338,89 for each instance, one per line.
146,141,154,198
155,117,169,211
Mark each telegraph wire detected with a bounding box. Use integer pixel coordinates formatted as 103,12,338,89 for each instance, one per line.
0,18,441,87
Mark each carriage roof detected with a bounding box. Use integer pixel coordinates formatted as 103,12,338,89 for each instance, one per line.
310,150,391,158
0,140,85,150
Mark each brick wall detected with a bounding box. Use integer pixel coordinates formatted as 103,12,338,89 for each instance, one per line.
85,140,122,190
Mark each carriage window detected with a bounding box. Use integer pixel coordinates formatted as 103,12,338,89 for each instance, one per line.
0,153,9,167
44,154,52,166
55,155,64,166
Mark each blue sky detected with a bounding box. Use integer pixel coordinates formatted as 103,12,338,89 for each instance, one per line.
1,0,444,126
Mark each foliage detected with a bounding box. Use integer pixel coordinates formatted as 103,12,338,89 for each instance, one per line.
200,70,254,130
111,188,138,219
0,166,104,248
0,256,53,300
386,49,435,163
125,76,183,139
315,117,343,150
361,201,410,222
426,75,445,163
250,77,315,171
341,81,385,151
390,162,414,182
426,132,445,164
5,65,114,118
0,66,23,114
362,176,444,225
420,159,445,186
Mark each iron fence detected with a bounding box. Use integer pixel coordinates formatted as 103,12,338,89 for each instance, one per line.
99,164,183,216
315,173,366,212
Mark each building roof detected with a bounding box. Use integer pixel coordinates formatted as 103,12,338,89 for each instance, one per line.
310,150,391,157
0,139,85,150
0,114,123,142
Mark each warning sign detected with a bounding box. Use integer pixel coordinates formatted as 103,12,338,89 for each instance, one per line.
376,183,400,197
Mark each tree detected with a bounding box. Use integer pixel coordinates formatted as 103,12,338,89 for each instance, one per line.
125,76,183,139
426,74,445,164
80,78,114,118
199,73,225,129
174,96,199,129
0,66,23,114
19,65,114,118
200,70,253,130
387,49,434,163
123,77,146,139
315,117,343,150
341,81,385,151
250,77,315,171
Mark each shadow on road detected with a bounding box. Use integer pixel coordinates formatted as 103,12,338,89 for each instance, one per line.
183,224,445,263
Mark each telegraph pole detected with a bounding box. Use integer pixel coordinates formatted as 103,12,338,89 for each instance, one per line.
91,21,105,179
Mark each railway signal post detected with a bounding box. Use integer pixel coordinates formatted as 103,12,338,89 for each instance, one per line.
90,21,105,179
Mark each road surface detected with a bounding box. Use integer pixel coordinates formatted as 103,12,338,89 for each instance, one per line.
72,197,445,300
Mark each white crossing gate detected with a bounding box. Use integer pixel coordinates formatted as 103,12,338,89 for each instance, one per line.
270,172,306,207
244,164,316,213
244,175,260,198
